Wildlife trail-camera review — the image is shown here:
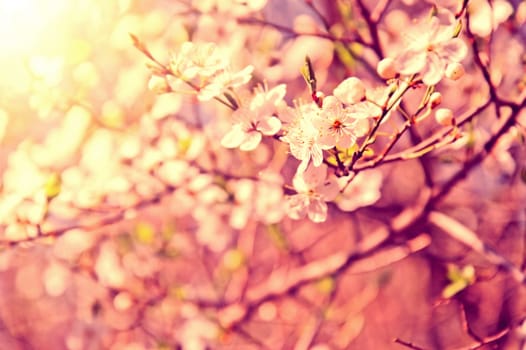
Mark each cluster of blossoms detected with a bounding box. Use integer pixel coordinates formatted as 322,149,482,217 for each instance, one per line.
378,9,468,85
0,7,470,239
221,83,286,151
139,8,471,224
2,0,525,348
149,41,254,102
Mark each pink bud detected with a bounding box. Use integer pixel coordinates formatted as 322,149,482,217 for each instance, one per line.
148,75,171,94
445,62,465,80
429,92,442,109
333,77,365,104
435,108,454,126
377,57,397,80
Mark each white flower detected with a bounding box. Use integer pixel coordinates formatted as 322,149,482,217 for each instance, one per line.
394,15,467,85
285,163,339,223
314,96,358,149
377,58,397,80
220,84,285,151
435,108,454,126
468,0,513,37
170,42,227,79
198,65,254,101
227,173,285,228
280,103,328,173
445,62,465,80
333,77,366,104
336,170,383,212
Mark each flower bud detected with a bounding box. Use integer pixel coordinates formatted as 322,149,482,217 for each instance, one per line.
377,57,397,80
429,92,442,109
148,75,171,94
435,108,454,126
445,62,465,80
313,91,325,107
333,77,365,104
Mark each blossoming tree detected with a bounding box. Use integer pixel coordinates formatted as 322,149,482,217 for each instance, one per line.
0,0,525,349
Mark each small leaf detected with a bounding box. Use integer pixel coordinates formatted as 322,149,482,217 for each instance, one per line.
300,56,317,93
267,224,288,251
178,137,192,154
326,155,339,166
336,1,352,21
442,280,469,299
316,276,335,294
44,173,61,200
334,42,356,71
223,91,239,110
134,221,155,245
452,20,463,38
129,33,154,60
223,249,245,271
442,264,476,298
363,147,375,157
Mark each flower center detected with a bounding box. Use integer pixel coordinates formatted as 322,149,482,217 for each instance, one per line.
331,119,345,134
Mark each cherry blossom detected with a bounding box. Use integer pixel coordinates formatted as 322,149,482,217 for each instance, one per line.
220,84,285,150
393,13,468,85
314,95,359,149
333,77,366,105
280,102,329,173
227,173,285,228
1,1,524,349
197,64,254,101
468,0,513,37
285,163,339,223
170,42,228,80
336,170,383,212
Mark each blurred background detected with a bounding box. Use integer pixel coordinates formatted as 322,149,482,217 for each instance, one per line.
0,0,525,349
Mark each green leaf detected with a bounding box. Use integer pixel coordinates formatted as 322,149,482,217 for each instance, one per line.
267,223,288,251
452,20,463,38
326,155,339,166
178,137,192,154
316,276,335,294
44,173,61,200
442,280,469,299
223,249,245,271
442,264,475,298
334,42,356,71
300,56,317,93
134,221,155,245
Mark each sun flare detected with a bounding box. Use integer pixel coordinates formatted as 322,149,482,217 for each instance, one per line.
0,0,70,55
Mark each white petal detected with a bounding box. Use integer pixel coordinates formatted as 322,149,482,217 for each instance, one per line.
267,84,287,104
302,162,327,188
421,53,445,85
198,83,222,101
307,199,328,223
285,194,309,220
336,170,382,211
318,134,337,149
333,77,366,104
239,131,262,151
311,144,324,167
258,116,281,135
336,134,356,149
221,125,244,148
395,50,427,75
441,38,468,62
317,178,340,201
296,158,310,174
